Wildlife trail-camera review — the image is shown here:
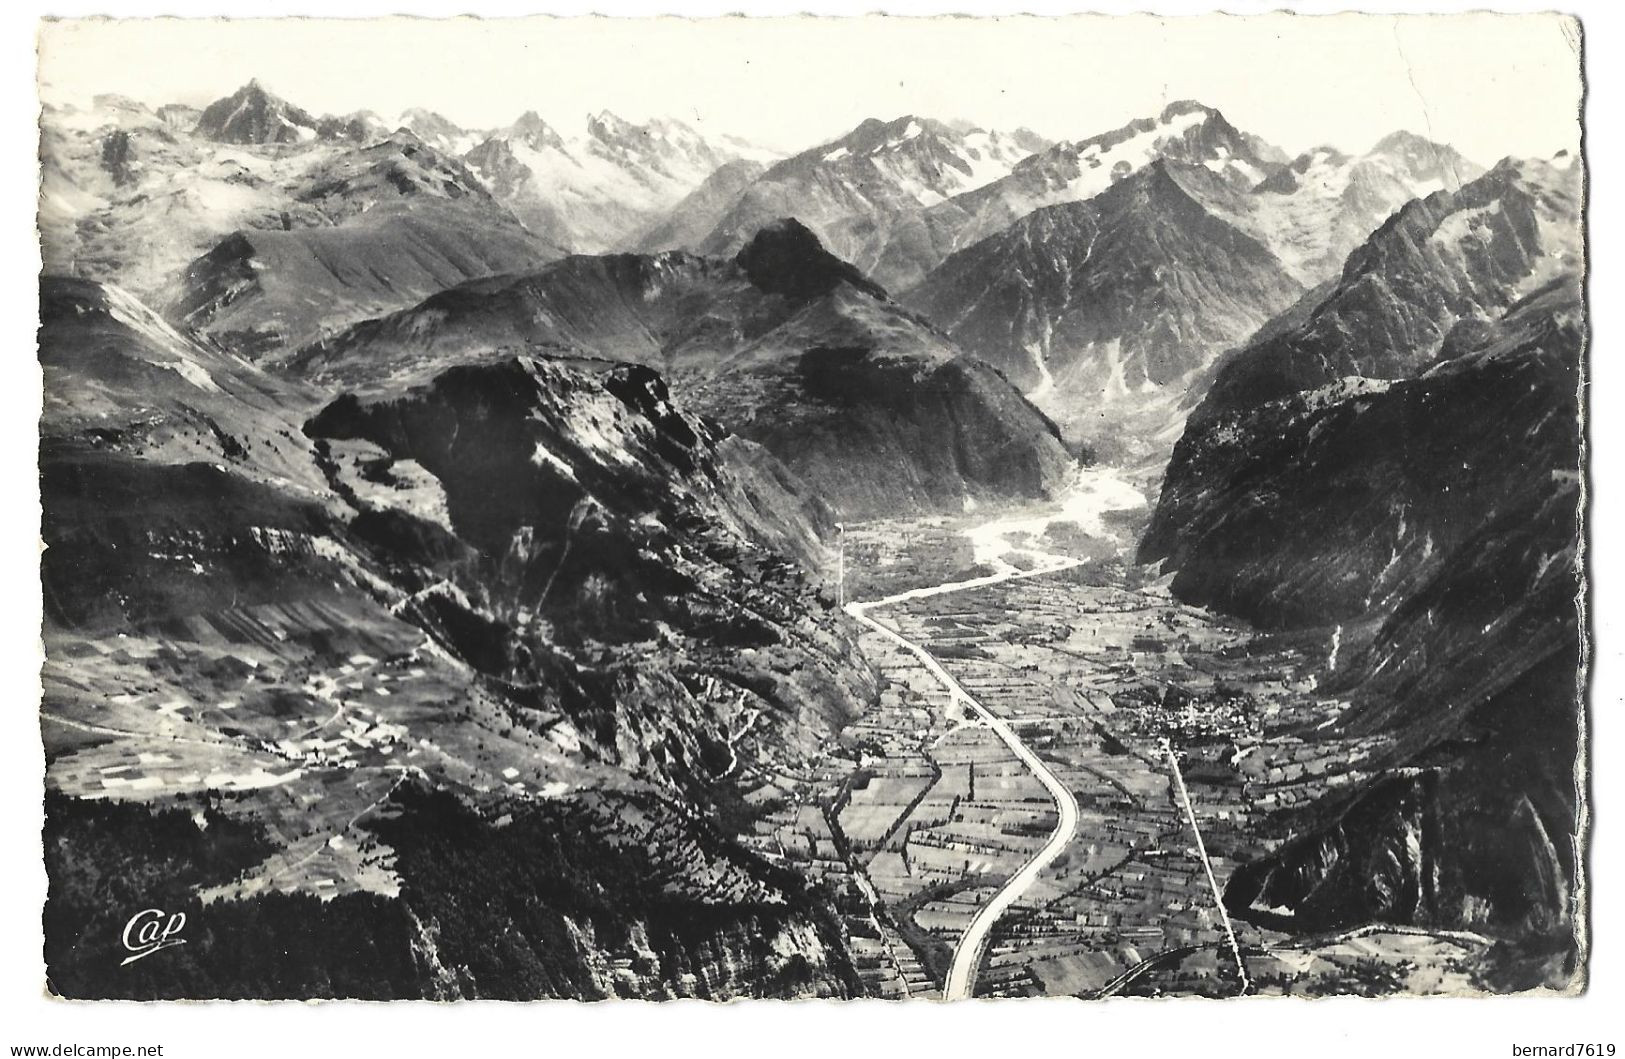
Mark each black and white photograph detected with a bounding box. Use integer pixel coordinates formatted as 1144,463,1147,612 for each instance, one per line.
11,1,1604,1032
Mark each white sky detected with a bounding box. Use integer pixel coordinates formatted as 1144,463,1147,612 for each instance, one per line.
37,13,1582,163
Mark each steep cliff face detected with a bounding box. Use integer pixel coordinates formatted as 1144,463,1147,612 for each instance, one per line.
1140,248,1584,986
1144,279,1582,630
41,280,876,999
1146,154,1583,623
289,219,1075,518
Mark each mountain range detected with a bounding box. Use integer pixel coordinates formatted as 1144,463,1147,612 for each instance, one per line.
43,82,1480,466
288,218,1075,517
902,115,1483,460
1138,152,1584,982
36,73,1586,999
41,271,876,998
463,109,777,253
694,116,1049,283
169,131,560,355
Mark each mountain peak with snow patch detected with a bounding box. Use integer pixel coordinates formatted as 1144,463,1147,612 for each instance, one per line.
194,79,321,144
509,110,566,152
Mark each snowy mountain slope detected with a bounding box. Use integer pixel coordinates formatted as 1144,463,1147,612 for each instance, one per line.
1243,131,1483,284
39,100,351,301
904,159,1304,461
396,107,482,154
901,113,1490,460
463,110,773,253
882,101,1285,289
691,116,1048,286
1197,152,1582,417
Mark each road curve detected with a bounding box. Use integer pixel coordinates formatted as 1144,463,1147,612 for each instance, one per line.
845,556,1083,1001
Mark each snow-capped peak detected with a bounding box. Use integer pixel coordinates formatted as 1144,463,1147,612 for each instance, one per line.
194,79,321,145
509,110,566,152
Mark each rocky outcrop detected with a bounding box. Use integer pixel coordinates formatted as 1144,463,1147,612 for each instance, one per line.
302,353,872,773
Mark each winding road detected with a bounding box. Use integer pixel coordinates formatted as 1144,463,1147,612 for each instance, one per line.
844,467,1149,999
845,555,1085,1001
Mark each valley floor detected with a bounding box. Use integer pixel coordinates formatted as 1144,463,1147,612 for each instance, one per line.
731,467,1495,999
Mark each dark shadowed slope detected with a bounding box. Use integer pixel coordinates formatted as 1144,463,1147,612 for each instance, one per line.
1210,281,1582,989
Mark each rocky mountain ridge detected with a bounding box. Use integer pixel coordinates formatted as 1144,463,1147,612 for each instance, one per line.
166,131,559,356
902,112,1488,460
462,109,778,253
692,115,1050,288
288,219,1076,517
905,157,1306,461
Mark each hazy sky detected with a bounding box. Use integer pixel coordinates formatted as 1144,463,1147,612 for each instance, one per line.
38,13,1582,163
